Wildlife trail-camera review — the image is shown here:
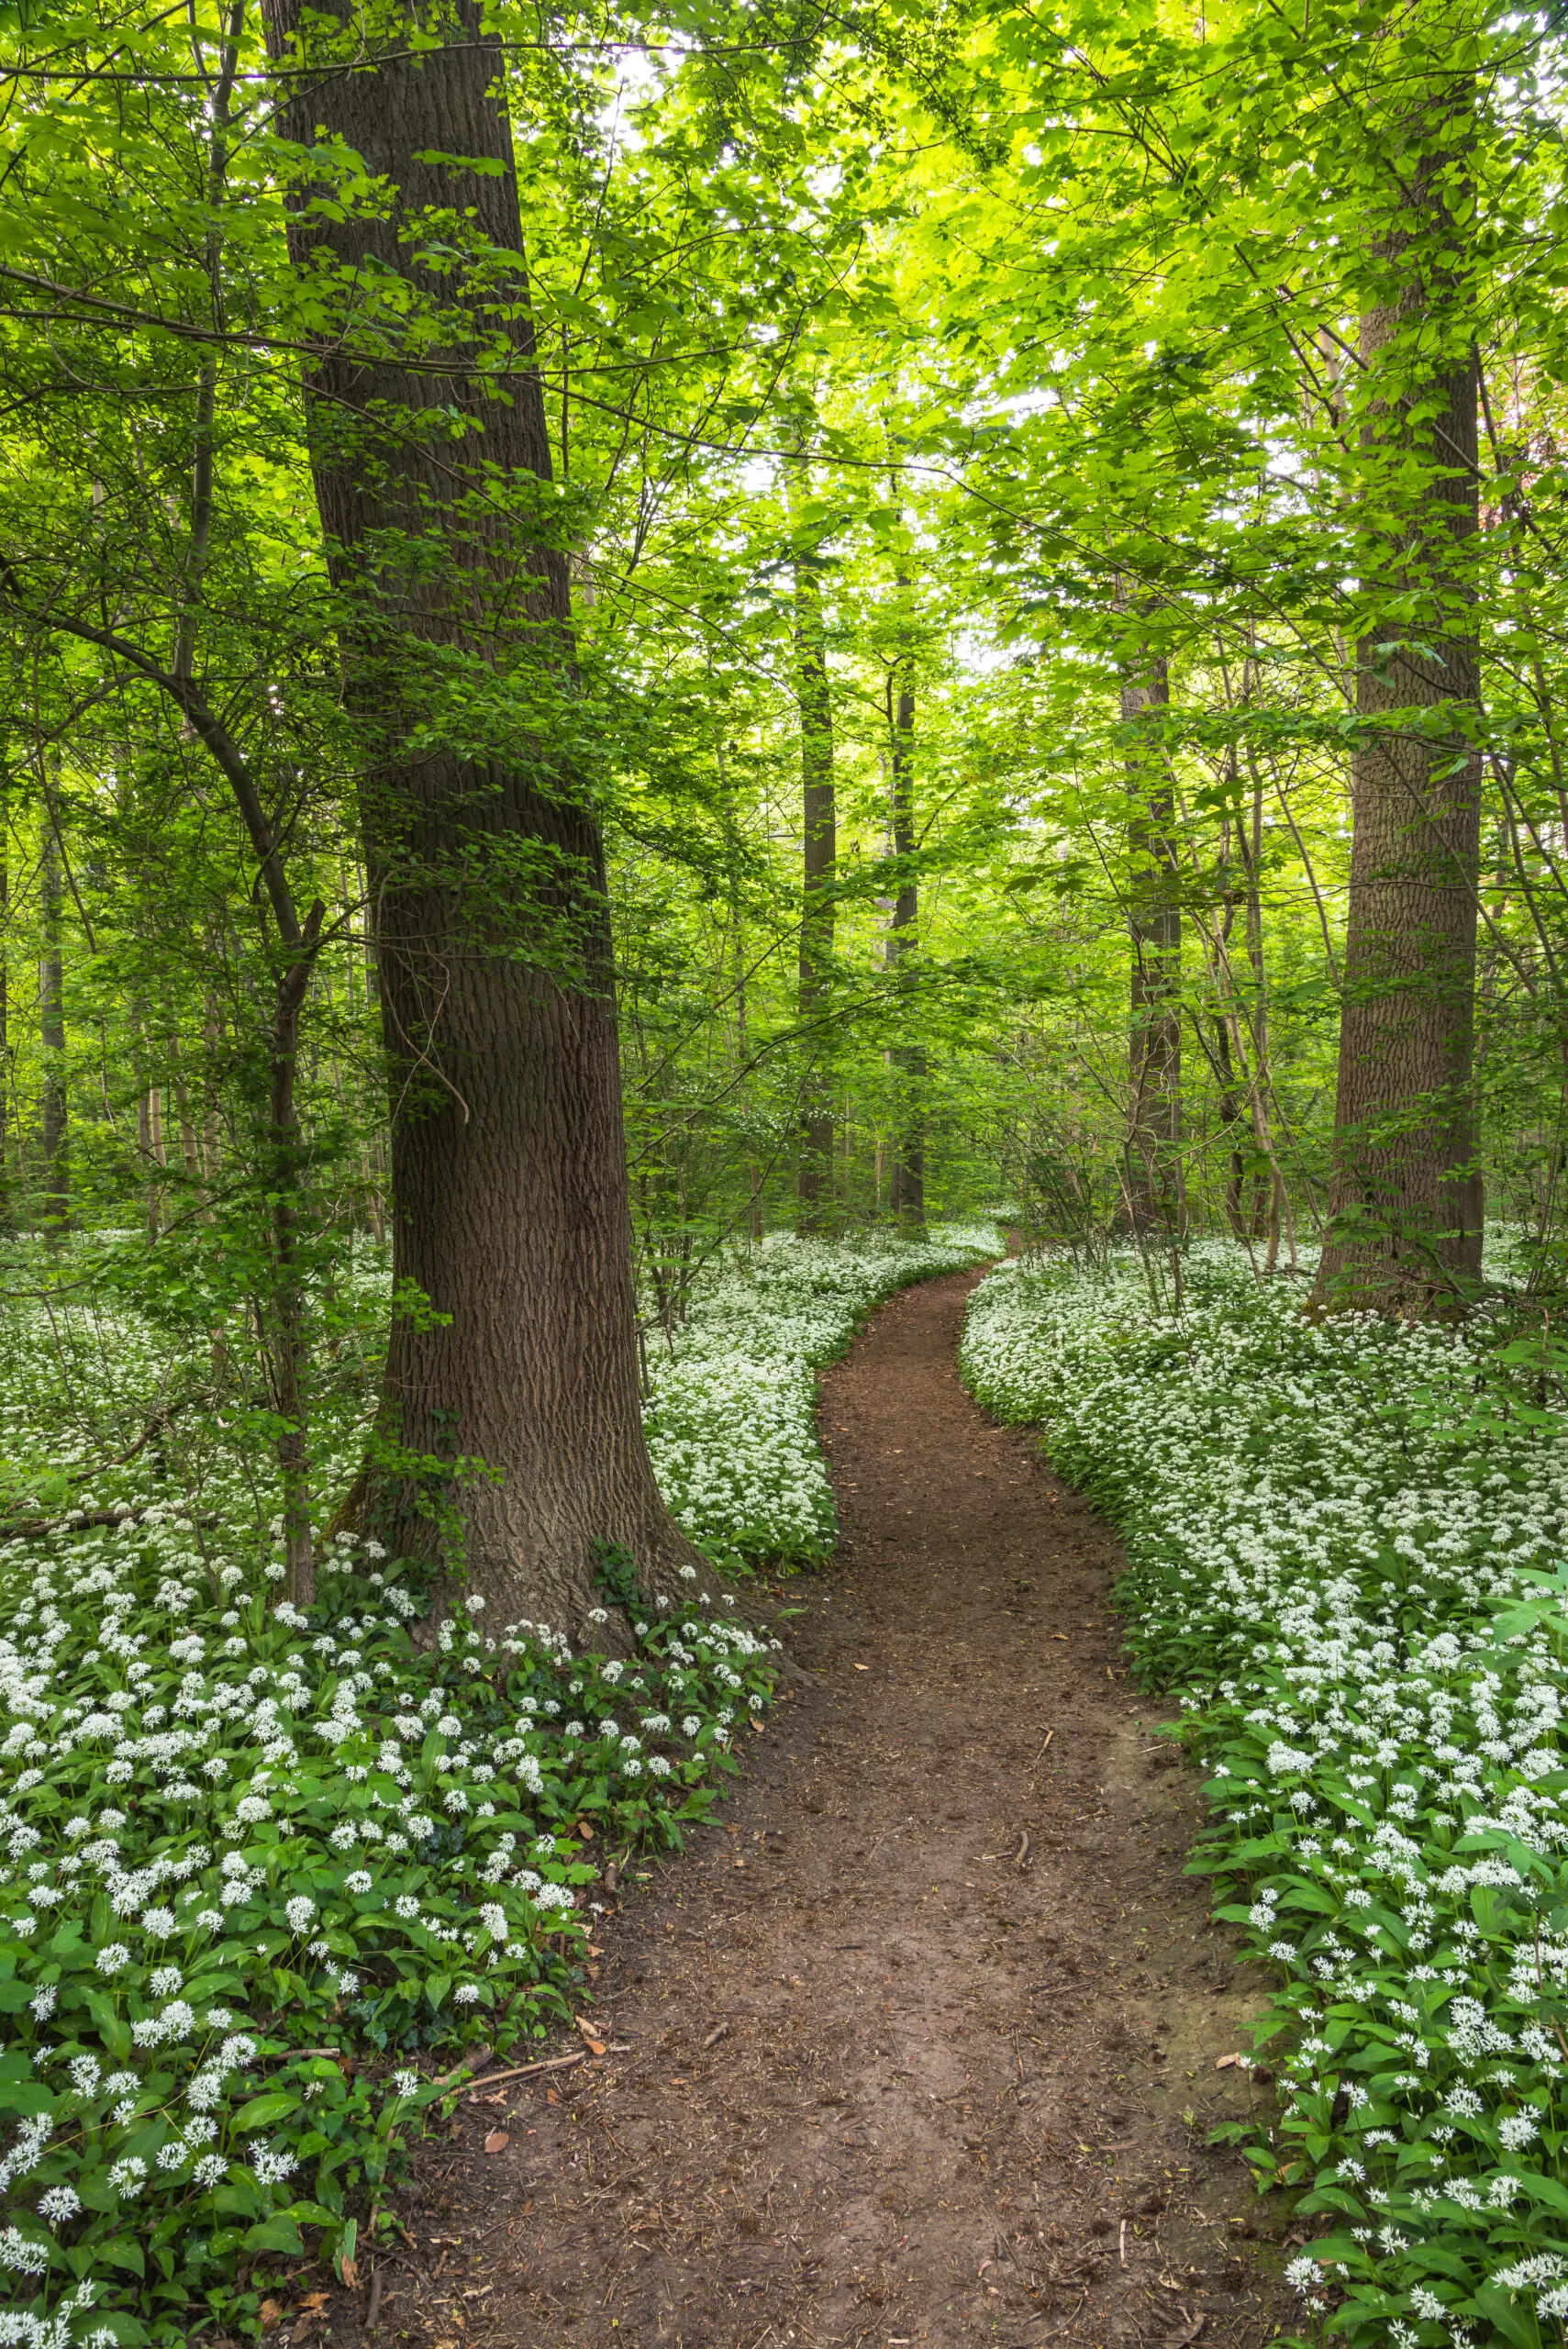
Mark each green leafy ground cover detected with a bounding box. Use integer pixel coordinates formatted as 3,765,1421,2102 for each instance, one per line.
962,1244,1568,2349
0,1223,994,2346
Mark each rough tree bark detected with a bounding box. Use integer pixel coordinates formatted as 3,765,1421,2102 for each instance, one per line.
1120,643,1181,1234
887,655,925,1232
1313,83,1484,1313
261,0,711,1636
795,550,835,1230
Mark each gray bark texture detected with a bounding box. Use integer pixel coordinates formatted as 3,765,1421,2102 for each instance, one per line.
1314,99,1484,1314
261,0,710,1640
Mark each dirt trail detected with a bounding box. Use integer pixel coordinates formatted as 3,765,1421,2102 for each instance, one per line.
361,1269,1295,2349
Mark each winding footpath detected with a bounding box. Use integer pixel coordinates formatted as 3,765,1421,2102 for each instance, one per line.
351,1269,1296,2349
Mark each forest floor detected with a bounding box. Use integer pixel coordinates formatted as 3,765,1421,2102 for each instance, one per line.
309,1268,1298,2349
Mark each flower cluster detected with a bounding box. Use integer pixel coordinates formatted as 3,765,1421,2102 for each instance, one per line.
0,1529,773,2343
962,1244,1568,2349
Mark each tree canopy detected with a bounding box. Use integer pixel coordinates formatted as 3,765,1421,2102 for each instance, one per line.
3,0,1566,1578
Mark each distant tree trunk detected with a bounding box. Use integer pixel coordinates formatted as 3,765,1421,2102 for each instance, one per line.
732,851,763,1246
0,767,10,1236
261,0,706,1634
39,782,68,1242
201,985,224,1182
887,659,925,1231
1212,1014,1248,1239
148,1078,167,1219
795,551,835,1230
1120,640,1181,1233
169,1030,201,1189
1314,85,1483,1314
267,936,321,1605
1236,754,1290,1266
133,1005,157,1241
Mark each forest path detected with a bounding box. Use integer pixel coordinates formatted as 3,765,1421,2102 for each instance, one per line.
371,1269,1296,2349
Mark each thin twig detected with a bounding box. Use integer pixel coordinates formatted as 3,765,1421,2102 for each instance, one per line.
457,2052,587,2093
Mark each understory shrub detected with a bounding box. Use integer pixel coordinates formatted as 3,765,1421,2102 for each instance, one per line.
962,1244,1568,2349
0,1225,993,2345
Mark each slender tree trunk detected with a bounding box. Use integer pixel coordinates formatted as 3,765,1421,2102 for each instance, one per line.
134,1005,159,1242
268,952,317,1603
725,798,763,1246
795,551,835,1230
0,769,10,1236
1120,640,1182,1233
148,1080,166,1186
169,1030,201,1192
201,986,225,1182
350,903,386,1244
1236,758,1289,1265
39,782,68,1242
1212,1013,1248,1238
261,0,706,1633
138,1097,157,1238
1314,83,1484,1313
887,662,925,1231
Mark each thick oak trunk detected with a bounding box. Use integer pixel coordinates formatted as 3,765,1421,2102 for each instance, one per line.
1314,103,1483,1314
261,0,706,1635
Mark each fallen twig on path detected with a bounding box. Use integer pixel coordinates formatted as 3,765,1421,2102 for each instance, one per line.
453,2052,587,2094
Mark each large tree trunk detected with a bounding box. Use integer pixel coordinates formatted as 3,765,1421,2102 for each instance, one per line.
1313,92,1483,1315
261,0,706,1635
887,662,925,1231
795,552,835,1230
1120,647,1182,1234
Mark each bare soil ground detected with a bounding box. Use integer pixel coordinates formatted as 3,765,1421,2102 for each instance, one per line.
300,1267,1297,2349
